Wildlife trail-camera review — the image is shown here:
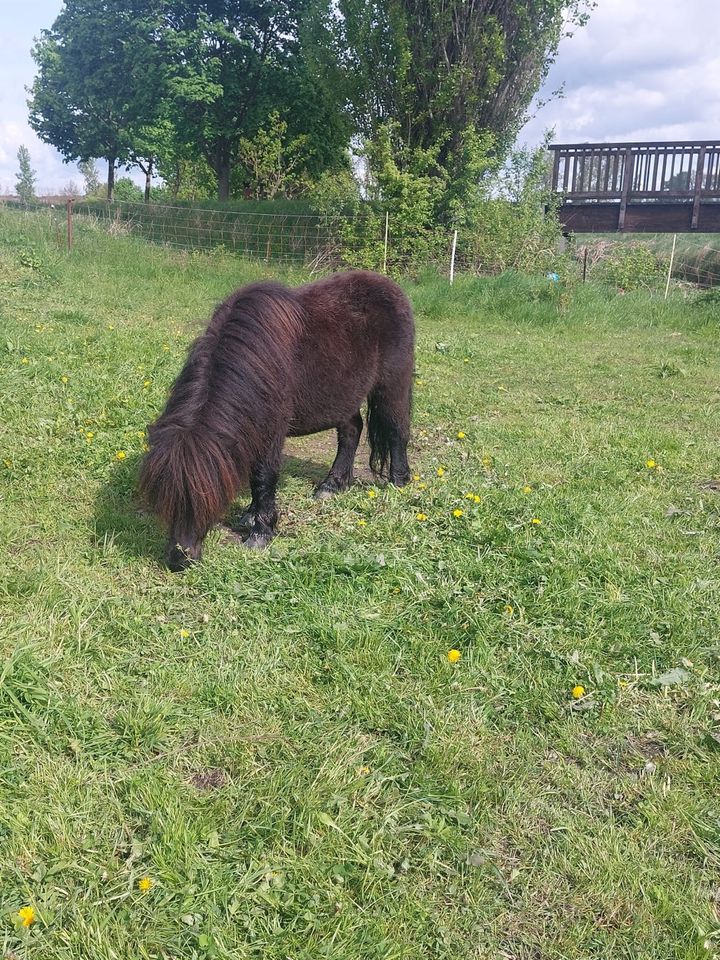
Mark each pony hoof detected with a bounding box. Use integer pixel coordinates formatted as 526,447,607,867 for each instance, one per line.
233,511,256,532
243,532,274,550
314,479,351,500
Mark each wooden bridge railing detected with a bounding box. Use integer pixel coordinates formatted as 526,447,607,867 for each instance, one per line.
549,141,720,233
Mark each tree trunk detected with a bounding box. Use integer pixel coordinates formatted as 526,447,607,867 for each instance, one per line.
144,160,153,204
217,159,231,201
107,158,116,201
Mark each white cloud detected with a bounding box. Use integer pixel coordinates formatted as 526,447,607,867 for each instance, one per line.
518,0,720,147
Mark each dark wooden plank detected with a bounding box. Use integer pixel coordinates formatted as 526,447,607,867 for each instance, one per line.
618,148,634,230
691,146,706,229
558,201,720,234
551,149,560,192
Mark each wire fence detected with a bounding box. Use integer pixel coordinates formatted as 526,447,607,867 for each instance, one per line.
2,197,719,293
575,234,720,293
75,199,349,267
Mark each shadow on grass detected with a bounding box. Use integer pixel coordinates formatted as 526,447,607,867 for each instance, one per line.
92,450,332,565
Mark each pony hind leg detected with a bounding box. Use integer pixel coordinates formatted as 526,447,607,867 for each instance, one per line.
367,383,412,487
314,412,363,499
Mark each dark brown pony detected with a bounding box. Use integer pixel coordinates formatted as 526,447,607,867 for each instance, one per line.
139,270,414,570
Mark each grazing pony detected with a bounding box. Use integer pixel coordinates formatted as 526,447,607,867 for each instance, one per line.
139,270,415,571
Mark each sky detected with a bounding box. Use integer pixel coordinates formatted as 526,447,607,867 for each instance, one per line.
1,0,719,194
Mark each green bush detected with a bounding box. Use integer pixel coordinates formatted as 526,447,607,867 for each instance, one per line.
449,135,564,275
310,129,565,276
603,243,666,291
112,177,144,203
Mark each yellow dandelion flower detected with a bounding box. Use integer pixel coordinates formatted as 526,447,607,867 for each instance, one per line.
452,509,464,518
464,492,475,500
437,466,445,477
358,765,371,776
412,474,421,482
143,379,151,388
504,604,514,616
618,679,628,689
472,495,481,504
463,358,469,363
138,876,153,892
180,629,190,639
136,431,145,438
447,649,462,664
417,482,427,490
482,456,492,467
367,489,377,498
61,376,68,384
18,906,35,927
571,685,585,700
416,512,428,521
115,450,126,461
646,459,657,469
86,431,94,439
457,431,466,440
531,517,542,525
357,519,367,526
108,325,115,330
21,357,29,365
522,485,532,494
162,344,170,352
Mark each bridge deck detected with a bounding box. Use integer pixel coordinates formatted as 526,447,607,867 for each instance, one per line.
549,141,720,233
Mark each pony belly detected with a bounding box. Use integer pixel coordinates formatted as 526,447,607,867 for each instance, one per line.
287,418,348,438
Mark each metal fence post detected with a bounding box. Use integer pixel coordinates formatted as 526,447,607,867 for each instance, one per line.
383,211,389,273
664,234,677,300
66,197,74,252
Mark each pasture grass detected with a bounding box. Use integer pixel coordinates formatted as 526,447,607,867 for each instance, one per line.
1,208,720,959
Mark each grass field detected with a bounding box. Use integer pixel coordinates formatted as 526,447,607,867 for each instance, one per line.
1,208,720,959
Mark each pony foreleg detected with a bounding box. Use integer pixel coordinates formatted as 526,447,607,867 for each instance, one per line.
233,445,281,549
315,412,363,499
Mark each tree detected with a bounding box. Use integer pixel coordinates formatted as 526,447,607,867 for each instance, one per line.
15,146,37,202
168,0,324,201
324,0,593,169
78,160,101,196
28,0,170,201
237,111,309,199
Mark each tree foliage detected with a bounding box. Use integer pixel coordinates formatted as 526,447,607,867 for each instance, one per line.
26,0,593,207
327,0,593,165
15,146,37,203
78,160,101,197
28,0,169,200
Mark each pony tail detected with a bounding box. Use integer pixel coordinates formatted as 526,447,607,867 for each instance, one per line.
138,429,241,535
366,390,393,479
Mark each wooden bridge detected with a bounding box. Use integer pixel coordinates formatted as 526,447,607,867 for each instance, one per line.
549,141,720,233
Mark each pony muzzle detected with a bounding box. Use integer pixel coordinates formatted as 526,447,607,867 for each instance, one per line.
165,539,202,572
